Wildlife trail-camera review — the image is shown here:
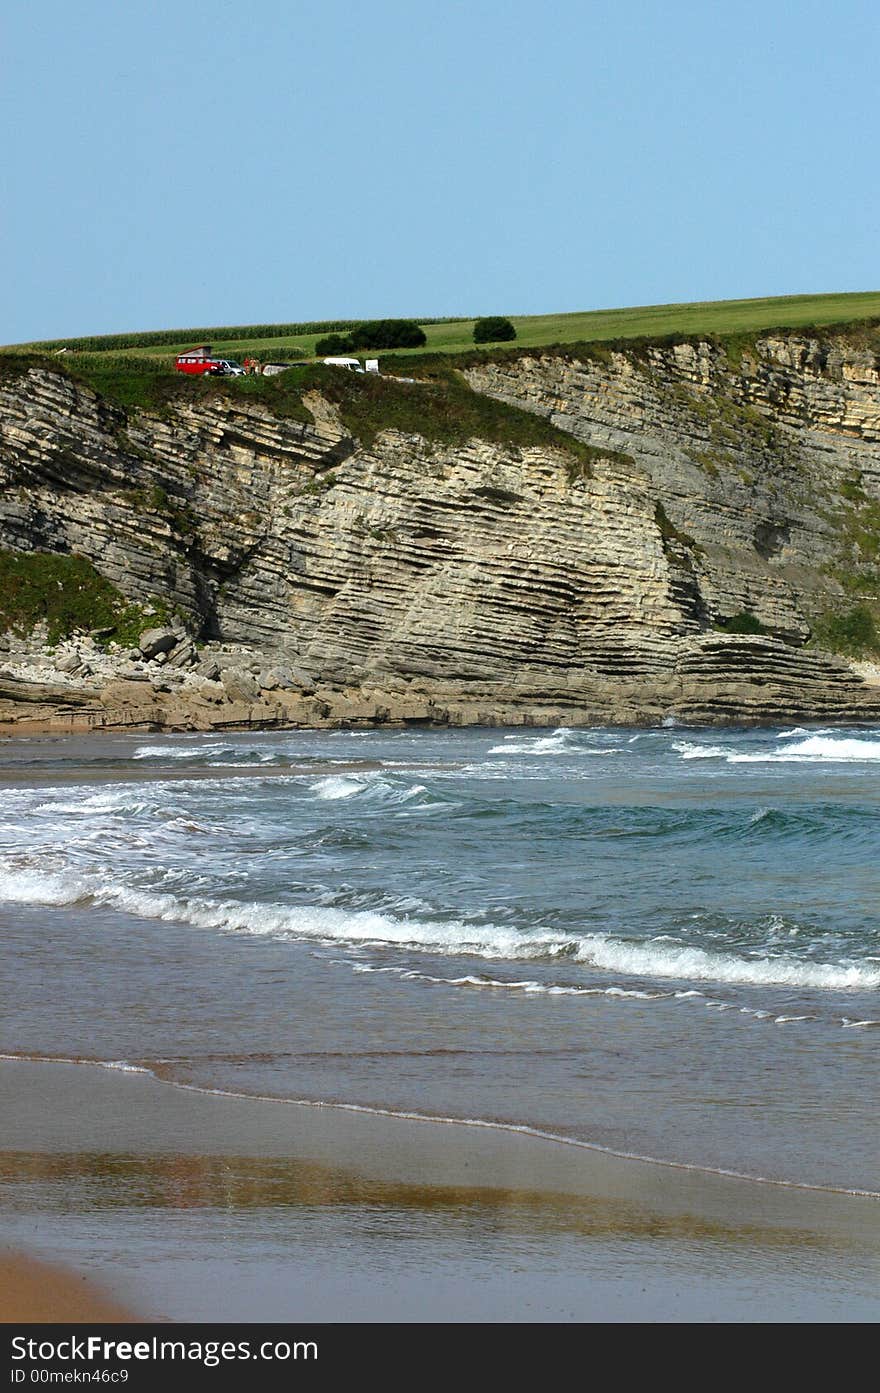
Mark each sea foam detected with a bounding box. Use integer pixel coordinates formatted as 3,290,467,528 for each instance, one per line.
675,734,880,763
2,866,877,992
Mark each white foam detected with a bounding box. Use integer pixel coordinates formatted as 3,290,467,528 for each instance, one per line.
3,865,877,994
488,729,578,755
133,742,275,764
33,789,148,816
8,874,575,963
569,934,880,991
310,774,366,800
134,743,225,760
673,741,730,760
732,736,880,763
0,867,90,906
341,963,670,1003
306,773,434,809
675,735,880,764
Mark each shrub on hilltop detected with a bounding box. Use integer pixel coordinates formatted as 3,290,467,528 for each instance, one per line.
315,333,355,355
349,320,427,350
315,321,427,354
473,316,517,344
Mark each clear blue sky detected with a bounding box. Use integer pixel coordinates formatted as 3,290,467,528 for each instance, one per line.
3,0,878,342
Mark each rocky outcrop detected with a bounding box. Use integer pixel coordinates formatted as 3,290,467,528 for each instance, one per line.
1,333,879,732
464,335,880,641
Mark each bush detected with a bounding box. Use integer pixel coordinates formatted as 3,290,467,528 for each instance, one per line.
716,611,768,635
0,549,159,645
812,604,879,656
315,333,355,355
349,320,427,350
473,317,516,344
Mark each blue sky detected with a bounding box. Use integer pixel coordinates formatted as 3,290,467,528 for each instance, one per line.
3,0,878,342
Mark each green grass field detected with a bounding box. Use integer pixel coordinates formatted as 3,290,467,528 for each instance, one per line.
8,291,880,364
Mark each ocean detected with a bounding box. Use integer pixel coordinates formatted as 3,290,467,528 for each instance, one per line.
2,723,878,1194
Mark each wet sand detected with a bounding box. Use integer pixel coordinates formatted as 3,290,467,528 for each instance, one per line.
2,730,879,1322
1,1059,878,1322
0,1251,136,1322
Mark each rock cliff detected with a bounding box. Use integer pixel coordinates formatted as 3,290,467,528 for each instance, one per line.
1,329,879,732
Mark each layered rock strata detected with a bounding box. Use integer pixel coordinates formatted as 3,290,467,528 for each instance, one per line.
1,336,879,733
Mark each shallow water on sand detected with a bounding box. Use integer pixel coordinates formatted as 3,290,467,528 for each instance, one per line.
1,724,878,1190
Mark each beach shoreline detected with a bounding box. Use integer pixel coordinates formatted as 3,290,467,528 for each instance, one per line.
3,725,879,1323
0,1249,137,1323
1,1058,878,1323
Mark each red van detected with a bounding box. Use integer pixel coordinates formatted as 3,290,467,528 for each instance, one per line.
175,346,245,376
175,345,245,376
176,345,218,376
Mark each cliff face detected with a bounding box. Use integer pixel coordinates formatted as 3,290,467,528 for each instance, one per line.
465,335,880,646
1,333,879,732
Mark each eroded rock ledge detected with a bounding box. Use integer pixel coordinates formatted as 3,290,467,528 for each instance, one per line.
1,332,879,733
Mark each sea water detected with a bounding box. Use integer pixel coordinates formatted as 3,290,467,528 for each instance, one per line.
1,724,878,1191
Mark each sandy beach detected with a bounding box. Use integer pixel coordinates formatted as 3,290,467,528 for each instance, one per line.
1,1058,878,1323
2,725,879,1323
0,1249,136,1323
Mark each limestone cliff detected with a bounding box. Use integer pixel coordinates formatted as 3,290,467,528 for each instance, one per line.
1,330,879,732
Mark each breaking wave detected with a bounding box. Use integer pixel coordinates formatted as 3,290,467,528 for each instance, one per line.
488,728,582,755
2,865,877,993
675,734,880,763
133,742,277,764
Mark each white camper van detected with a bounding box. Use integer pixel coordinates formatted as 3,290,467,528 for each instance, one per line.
322,357,364,373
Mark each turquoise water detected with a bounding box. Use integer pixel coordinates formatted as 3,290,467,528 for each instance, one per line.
1,724,878,1190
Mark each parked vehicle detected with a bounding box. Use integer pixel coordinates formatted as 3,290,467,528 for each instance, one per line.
322,356,365,373
175,346,216,376
175,346,244,377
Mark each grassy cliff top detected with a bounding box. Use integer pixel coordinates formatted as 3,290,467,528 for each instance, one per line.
6,291,880,363
3,294,879,466
0,353,622,471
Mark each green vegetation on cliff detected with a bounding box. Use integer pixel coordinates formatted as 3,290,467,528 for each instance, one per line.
0,352,184,414
716,611,770,636
0,549,172,646
811,605,879,657
0,354,625,470
266,361,628,466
